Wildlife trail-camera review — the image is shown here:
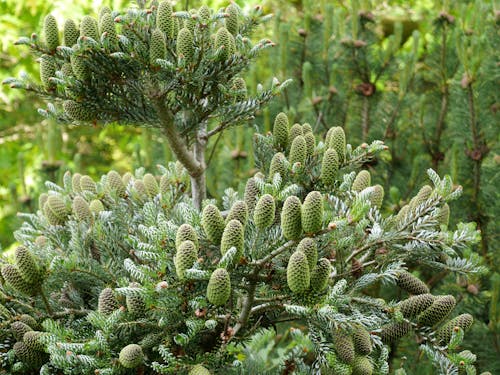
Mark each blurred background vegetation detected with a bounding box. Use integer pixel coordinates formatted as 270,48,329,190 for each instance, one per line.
0,0,498,372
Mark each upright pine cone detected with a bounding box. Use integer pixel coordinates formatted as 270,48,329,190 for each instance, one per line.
119,344,144,368
1,265,35,296
352,170,371,192
254,194,276,229
143,173,159,197
99,12,117,44
23,331,45,351
79,175,97,193
13,341,46,368
201,204,225,244
177,28,194,64
296,237,317,271
89,199,104,213
126,282,146,317
398,294,435,318
379,322,412,343
80,16,99,40
206,268,231,306
353,326,372,355
220,219,244,259
281,196,302,240
189,364,211,375
304,132,316,157
14,246,42,285
269,152,287,180
332,332,355,363
273,112,289,151
175,240,198,280
214,27,235,60
396,271,429,295
39,55,55,90
409,185,433,209
302,191,323,234
72,196,92,222
157,0,174,38
10,321,33,341
244,177,259,213
43,14,59,51
63,100,94,121
225,3,239,35
198,5,211,24
98,287,118,315
321,148,339,186
19,315,38,330
176,224,199,250
63,19,79,47
289,123,304,145
150,28,166,64
436,204,450,226
368,185,384,208
417,295,456,327
226,200,248,225
286,251,310,293
352,355,373,375
310,258,330,292
289,135,307,166
326,127,346,164
232,77,247,101
436,314,474,344
106,170,126,197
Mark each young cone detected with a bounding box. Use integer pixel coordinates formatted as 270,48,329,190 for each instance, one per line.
353,326,372,355
175,240,198,280
296,237,318,271
281,196,302,240
201,204,225,244
310,258,330,292
206,268,231,306
273,112,289,151
14,246,42,285
289,135,307,166
398,294,435,318
332,332,355,364
253,194,276,229
43,15,59,51
119,344,144,368
321,148,339,186
286,251,310,293
417,295,456,327
301,191,323,234
176,224,199,250
98,287,118,315
226,200,248,225
396,271,429,295
436,314,474,344
220,219,244,258
352,170,371,192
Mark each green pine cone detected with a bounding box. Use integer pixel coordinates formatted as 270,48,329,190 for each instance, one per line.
13,341,46,368
198,5,211,24
220,219,244,259
89,199,104,213
302,123,312,134
286,251,310,293
160,174,169,194
150,28,166,64
244,177,259,213
98,287,118,315
14,246,41,285
72,196,91,222
11,321,33,341
214,27,236,60
79,175,97,193
23,331,45,351
232,77,247,101
273,112,289,151
119,344,144,368
281,196,302,240
80,15,99,40
409,185,433,209
98,6,111,20
19,315,38,330
304,132,315,157
436,204,450,226
379,322,412,344
133,180,148,199
369,185,384,208
254,194,276,229
126,283,146,317
201,204,225,244
353,326,372,355
225,3,239,35
106,170,126,197
71,174,82,193
99,12,117,43
269,152,287,180
396,271,429,295
63,19,79,47
1,265,35,296
352,355,373,375
46,195,69,222
332,332,355,364
327,127,346,164
176,224,199,250
143,173,159,197
40,55,55,90
395,204,410,224
64,100,94,121
226,200,248,225
43,202,61,226
122,172,133,186
39,193,49,210
70,52,89,81
310,258,330,292
297,237,318,272
206,268,231,306
352,170,371,192
398,294,435,318
177,27,194,64
302,191,323,234
157,1,174,38
43,14,59,51
289,135,307,166
61,63,73,77
321,148,339,186
175,240,198,280
289,123,304,145
189,364,211,375
436,314,474,344
184,10,197,33
417,295,456,327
